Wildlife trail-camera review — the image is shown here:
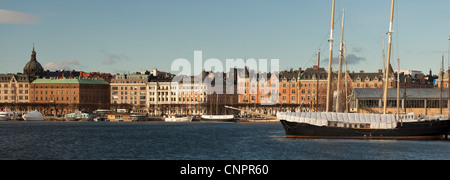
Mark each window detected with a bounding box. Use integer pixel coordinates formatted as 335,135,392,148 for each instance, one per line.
405,100,425,108
426,100,448,108
358,100,379,108
386,100,397,108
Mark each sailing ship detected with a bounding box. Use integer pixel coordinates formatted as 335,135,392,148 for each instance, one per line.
201,86,235,122
279,112,450,139
278,0,450,140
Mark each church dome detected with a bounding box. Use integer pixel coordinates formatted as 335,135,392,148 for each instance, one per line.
23,45,44,76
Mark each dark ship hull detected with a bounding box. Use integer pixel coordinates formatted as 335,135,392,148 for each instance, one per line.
280,120,450,140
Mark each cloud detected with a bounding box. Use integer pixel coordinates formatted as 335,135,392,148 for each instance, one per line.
440,17,450,21
101,50,130,65
352,46,363,53
103,59,116,65
0,9,39,24
322,54,367,65
43,60,83,70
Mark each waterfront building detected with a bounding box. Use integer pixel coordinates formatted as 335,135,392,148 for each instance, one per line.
30,77,110,115
348,70,385,89
147,76,175,116
298,66,331,110
0,74,31,105
351,88,448,116
436,71,450,89
147,73,214,116
348,69,434,89
110,72,151,113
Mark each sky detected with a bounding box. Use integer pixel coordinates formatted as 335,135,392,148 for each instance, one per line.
1,0,450,75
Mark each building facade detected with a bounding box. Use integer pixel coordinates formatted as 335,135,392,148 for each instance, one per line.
110,73,150,113
351,88,448,116
0,74,31,105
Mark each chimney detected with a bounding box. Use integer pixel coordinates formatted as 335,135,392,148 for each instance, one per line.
313,65,318,69
360,70,365,73
299,68,302,72
378,69,383,73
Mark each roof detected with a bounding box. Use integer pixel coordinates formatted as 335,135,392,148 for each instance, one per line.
353,88,449,99
349,72,383,82
31,78,109,85
0,74,31,83
23,47,44,75
300,67,328,80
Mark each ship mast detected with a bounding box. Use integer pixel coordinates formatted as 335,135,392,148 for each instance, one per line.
326,0,336,112
344,43,349,113
441,52,444,115
336,8,345,113
316,50,320,112
448,36,450,116
383,0,395,114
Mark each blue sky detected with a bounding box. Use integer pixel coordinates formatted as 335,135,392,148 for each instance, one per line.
1,0,449,75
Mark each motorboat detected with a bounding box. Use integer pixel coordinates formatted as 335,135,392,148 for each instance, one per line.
165,115,193,122
23,110,45,121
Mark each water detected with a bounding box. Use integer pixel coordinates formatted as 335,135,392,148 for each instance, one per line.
0,121,448,160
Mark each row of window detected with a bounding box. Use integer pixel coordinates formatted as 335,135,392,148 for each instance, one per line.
148,97,207,102
112,86,147,91
0,90,29,94
0,96,29,100
0,84,29,88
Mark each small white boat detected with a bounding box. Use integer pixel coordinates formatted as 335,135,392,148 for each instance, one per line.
0,111,15,121
23,110,45,121
165,115,193,122
201,115,235,122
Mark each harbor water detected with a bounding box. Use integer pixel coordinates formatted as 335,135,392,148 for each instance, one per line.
0,121,448,160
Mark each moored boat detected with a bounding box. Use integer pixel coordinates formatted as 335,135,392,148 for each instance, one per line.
200,115,235,122
165,115,193,122
278,112,450,140
0,111,15,121
23,110,44,121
